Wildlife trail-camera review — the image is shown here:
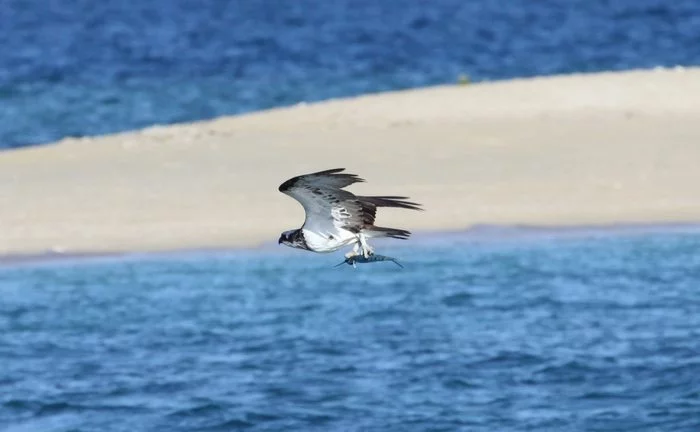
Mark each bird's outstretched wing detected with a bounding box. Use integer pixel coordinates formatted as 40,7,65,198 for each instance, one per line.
278,168,365,234
278,168,421,235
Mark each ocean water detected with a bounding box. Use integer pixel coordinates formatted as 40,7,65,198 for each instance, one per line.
2,0,700,148
2,229,700,431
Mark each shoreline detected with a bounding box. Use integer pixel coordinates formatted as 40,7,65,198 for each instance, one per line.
3,221,700,268
2,67,700,257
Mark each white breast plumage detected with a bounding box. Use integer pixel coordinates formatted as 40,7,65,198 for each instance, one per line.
301,228,356,253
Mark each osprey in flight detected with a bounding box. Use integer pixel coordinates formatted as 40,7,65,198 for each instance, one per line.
278,168,422,259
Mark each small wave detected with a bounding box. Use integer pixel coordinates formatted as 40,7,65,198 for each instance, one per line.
2,399,150,417
35,402,76,415
354,308,412,322
322,365,358,374
442,377,479,389
468,350,547,369
167,402,227,418
191,411,282,431
441,291,474,307
575,390,638,401
201,418,255,431
3,399,40,411
532,359,605,384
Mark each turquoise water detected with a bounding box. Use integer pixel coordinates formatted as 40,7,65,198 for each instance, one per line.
2,229,700,431
2,0,700,148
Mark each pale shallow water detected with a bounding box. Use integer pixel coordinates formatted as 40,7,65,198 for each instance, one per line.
1,228,700,431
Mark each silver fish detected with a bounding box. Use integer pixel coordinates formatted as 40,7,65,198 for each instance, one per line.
334,253,404,268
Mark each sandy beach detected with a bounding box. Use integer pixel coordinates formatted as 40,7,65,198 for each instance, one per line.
1,67,700,257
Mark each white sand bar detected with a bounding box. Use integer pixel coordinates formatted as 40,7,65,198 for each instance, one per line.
2,67,700,256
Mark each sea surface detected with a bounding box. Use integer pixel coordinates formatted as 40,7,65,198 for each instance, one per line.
2,0,700,148
1,228,700,431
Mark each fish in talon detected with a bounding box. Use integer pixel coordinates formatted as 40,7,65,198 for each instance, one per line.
335,253,404,268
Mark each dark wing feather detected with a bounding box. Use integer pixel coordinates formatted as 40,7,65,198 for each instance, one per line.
278,168,364,194
358,196,423,213
278,168,422,235
342,196,423,231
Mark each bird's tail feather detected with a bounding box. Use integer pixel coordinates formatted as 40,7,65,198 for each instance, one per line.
358,196,423,211
365,226,412,240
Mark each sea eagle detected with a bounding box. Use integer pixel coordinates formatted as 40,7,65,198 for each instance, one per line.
277,168,422,259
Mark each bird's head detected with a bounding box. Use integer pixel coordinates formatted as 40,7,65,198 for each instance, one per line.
278,229,305,249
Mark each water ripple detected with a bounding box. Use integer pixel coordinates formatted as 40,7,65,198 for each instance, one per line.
2,0,700,148
1,231,700,430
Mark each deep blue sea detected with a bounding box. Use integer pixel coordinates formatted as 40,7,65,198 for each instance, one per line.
2,0,700,148
2,228,700,431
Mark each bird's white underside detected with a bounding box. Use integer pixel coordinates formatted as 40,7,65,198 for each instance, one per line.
298,191,359,253
283,177,377,257
301,228,356,253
